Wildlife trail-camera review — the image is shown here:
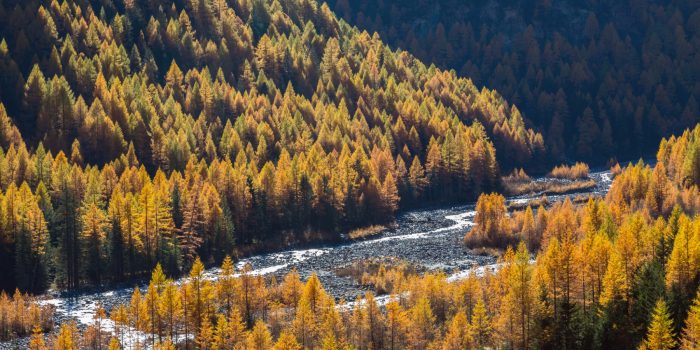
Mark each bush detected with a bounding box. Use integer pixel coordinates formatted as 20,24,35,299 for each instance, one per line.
549,162,590,180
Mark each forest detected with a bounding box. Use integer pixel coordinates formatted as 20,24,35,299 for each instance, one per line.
0,0,698,349
0,0,550,293
6,126,700,349
326,0,700,163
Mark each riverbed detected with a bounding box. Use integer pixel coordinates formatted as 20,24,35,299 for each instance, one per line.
0,170,613,349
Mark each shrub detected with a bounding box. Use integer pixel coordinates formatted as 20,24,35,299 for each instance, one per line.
549,162,590,180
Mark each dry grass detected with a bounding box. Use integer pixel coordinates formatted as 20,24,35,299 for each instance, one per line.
335,257,421,294
508,196,550,211
503,178,596,197
549,162,590,180
468,246,505,257
348,225,386,240
545,179,597,194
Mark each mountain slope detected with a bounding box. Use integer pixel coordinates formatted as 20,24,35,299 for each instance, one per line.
327,0,700,163
0,0,544,291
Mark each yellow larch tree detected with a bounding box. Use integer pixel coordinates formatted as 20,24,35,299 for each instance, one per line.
600,248,629,306
407,296,436,349
107,337,120,350
274,330,303,350
680,290,700,350
159,280,183,344
54,321,78,350
211,314,231,350
666,216,699,295
442,311,472,350
246,320,273,350
292,297,317,348
197,314,214,350
471,297,492,349
385,299,408,350
28,325,47,350
641,299,676,350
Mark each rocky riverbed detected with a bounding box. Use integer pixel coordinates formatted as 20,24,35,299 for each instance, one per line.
0,169,613,349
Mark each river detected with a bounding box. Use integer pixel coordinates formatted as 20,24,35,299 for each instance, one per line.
1,169,613,349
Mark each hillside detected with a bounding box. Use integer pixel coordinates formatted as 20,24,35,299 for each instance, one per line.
3,1,700,349
7,125,700,350
0,0,551,292
328,0,700,163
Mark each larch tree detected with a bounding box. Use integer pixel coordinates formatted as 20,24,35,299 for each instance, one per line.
54,322,78,350
217,256,238,313
466,193,509,247
80,202,107,285
108,337,121,350
385,300,408,350
641,299,676,350
14,183,49,293
51,152,82,290
665,217,699,295
442,311,472,350
135,182,158,267
509,241,533,349
180,184,205,267
246,320,273,350
680,290,700,350
128,287,148,349
21,64,44,133
292,298,317,348
274,330,303,350
407,156,426,202
28,325,47,350
159,280,183,344
407,296,436,349
471,297,491,349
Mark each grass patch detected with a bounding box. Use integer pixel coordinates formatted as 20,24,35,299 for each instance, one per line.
348,225,386,240
549,162,590,180
503,178,596,197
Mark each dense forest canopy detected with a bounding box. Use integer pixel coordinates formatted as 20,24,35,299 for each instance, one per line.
326,0,700,163
1,0,700,349
7,125,700,350
0,0,554,293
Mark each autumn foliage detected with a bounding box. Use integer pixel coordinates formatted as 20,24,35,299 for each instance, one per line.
464,193,514,248
327,0,700,163
0,289,53,341
15,130,700,348
549,162,590,180
0,0,699,347
0,0,547,293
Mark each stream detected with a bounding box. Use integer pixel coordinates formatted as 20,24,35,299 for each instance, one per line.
1,170,613,349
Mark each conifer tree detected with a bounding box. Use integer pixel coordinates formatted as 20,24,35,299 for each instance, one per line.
28,325,47,350
641,299,676,350
442,311,472,350
680,290,700,350
246,320,273,350
80,202,107,285
274,330,303,350
408,296,436,348
471,297,491,349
